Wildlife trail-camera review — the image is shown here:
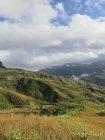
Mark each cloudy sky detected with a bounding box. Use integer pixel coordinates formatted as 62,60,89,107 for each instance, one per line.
0,0,105,70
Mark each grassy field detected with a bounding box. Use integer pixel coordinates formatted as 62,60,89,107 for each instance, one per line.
0,109,105,140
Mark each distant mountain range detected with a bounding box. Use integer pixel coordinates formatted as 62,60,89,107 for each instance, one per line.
39,61,105,86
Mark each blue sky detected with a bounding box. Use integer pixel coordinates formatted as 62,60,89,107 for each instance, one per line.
50,0,105,26
52,0,105,18
0,0,105,70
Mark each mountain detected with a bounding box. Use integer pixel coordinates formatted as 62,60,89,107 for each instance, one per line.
0,68,105,115
39,61,105,86
39,61,105,76
0,61,6,68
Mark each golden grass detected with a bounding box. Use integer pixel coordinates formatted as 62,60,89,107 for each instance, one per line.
0,110,105,140
0,87,32,102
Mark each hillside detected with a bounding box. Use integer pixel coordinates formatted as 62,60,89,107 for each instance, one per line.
0,68,105,116
0,68,105,139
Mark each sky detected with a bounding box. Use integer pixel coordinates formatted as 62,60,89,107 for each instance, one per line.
0,0,105,70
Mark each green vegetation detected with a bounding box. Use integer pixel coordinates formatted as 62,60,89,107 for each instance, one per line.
0,68,105,115
0,68,105,139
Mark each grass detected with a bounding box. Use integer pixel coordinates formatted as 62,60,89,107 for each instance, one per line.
0,87,39,111
0,110,105,140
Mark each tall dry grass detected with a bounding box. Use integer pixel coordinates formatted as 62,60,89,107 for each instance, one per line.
0,111,105,140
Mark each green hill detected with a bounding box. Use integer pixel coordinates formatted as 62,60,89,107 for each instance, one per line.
0,68,105,115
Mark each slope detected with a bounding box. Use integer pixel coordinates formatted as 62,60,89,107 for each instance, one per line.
0,68,104,115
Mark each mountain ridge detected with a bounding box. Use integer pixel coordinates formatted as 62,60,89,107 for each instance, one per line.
39,60,105,87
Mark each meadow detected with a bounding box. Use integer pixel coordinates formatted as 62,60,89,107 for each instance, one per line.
0,68,105,140
0,109,105,140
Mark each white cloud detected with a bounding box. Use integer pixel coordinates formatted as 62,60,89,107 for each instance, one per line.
0,0,57,24
56,2,65,13
4,50,98,70
0,1,105,70
0,51,10,61
69,14,105,48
